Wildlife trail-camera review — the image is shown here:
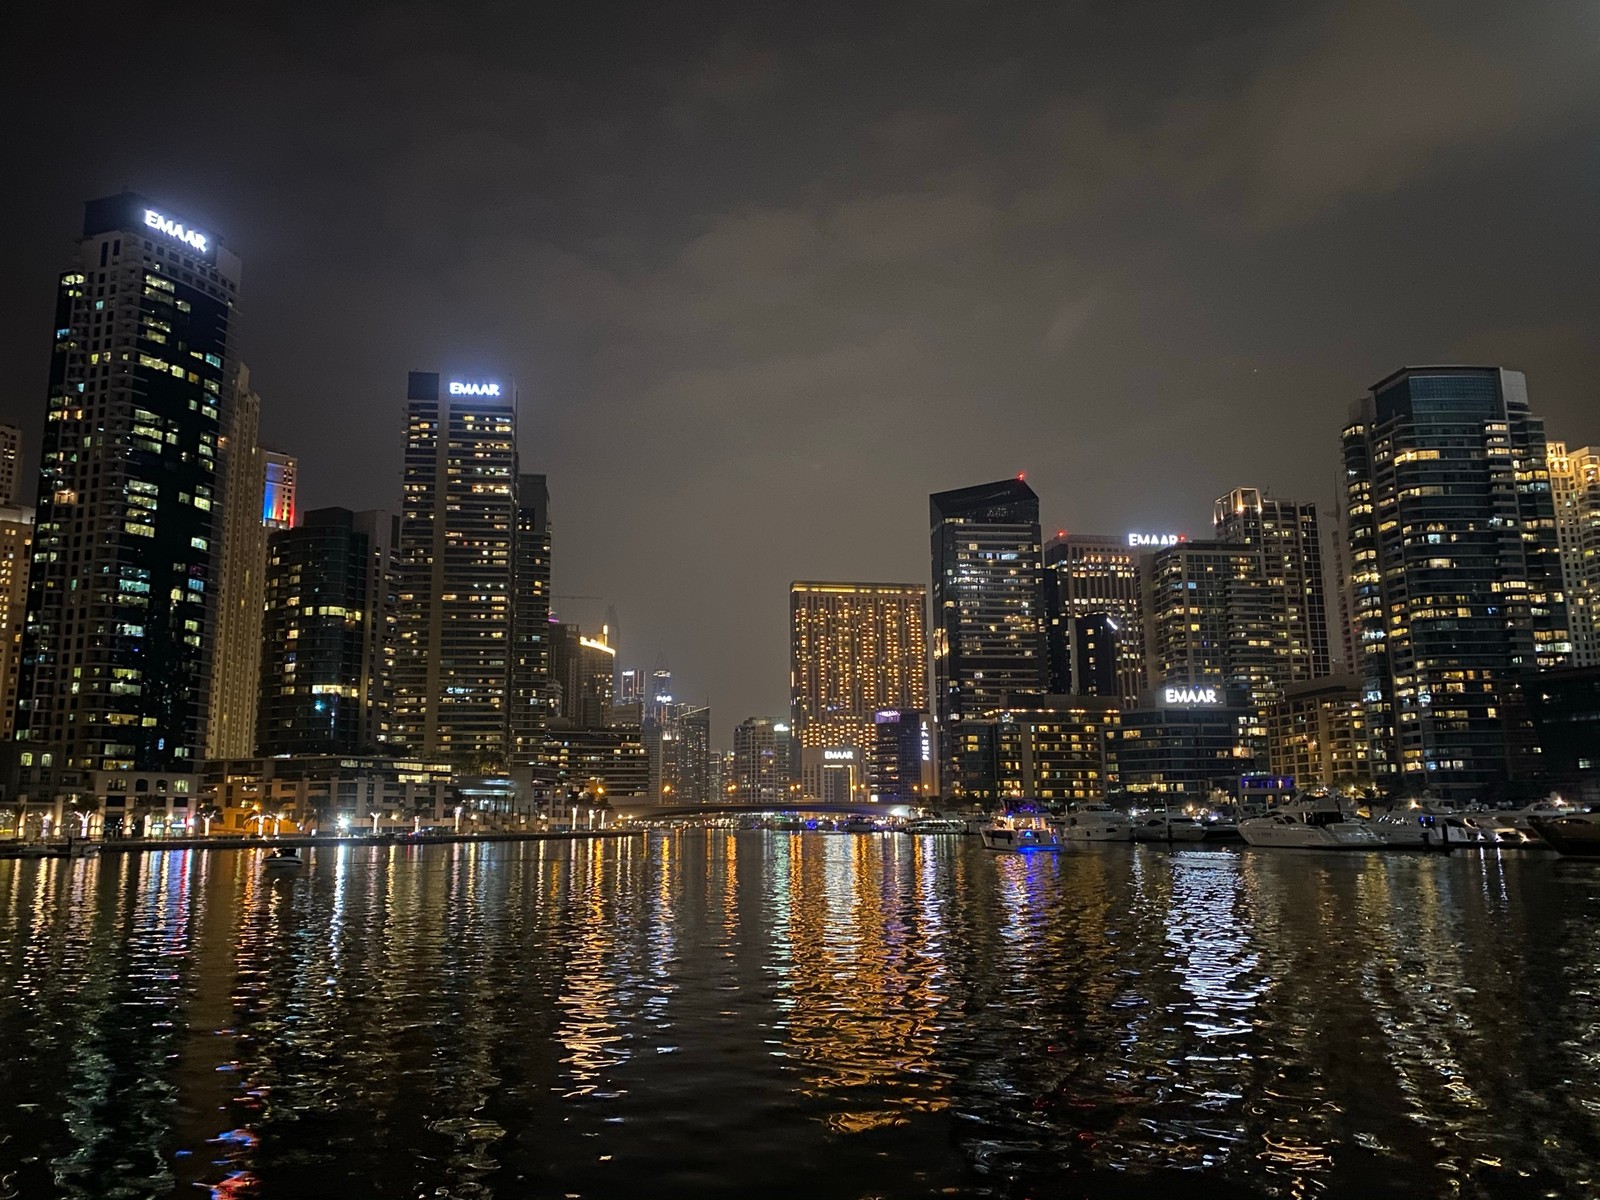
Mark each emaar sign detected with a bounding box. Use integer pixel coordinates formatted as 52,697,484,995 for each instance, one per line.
1163,685,1220,705
143,209,207,253
449,381,502,397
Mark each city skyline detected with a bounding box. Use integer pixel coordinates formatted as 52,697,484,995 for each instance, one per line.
2,2,1597,742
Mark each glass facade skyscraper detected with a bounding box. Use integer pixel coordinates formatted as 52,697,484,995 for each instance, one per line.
16,194,243,801
929,478,1048,800
1341,366,1569,799
1043,533,1147,702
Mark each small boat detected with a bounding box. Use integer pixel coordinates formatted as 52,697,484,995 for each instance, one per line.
1053,804,1133,843
1368,809,1431,848
262,848,305,874
1529,812,1600,858
841,816,885,833
770,816,804,832
1131,812,1208,843
903,816,966,835
979,812,1060,852
1239,798,1383,850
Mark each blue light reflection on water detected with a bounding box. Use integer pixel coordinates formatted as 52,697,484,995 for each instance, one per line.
1,836,1599,1199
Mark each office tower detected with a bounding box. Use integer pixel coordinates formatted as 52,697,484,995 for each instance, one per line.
790,581,928,800
1266,676,1375,790
930,478,1048,799
16,194,243,801
262,450,296,530
393,371,517,765
257,508,394,756
0,425,20,505
732,717,790,804
1106,690,1253,802
648,656,673,724
1043,533,1150,701
867,708,935,804
510,473,552,762
0,505,33,738
1548,443,1600,667
1068,614,1119,697
205,369,267,760
618,667,645,706
1214,487,1332,682
1342,366,1569,799
547,622,615,728
651,703,712,804
1143,540,1277,758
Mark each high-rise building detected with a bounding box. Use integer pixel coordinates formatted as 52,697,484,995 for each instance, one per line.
1106,689,1253,802
1548,442,1600,668
0,505,34,739
790,581,928,801
262,449,296,530
732,717,791,805
1341,366,1570,799
930,478,1048,800
393,371,518,765
1067,614,1119,698
866,708,935,804
205,369,267,760
0,425,20,506
1043,533,1150,702
16,194,243,807
1214,487,1332,683
1143,540,1277,762
654,703,712,805
989,695,1121,805
257,508,395,756
510,473,551,762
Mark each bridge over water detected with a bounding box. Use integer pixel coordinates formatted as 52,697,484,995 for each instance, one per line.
609,801,918,822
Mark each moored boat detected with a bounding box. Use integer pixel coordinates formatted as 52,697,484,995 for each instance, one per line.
979,813,1060,852
1131,812,1207,842
1239,798,1382,850
1528,813,1600,858
1053,804,1133,843
903,816,966,835
262,847,305,874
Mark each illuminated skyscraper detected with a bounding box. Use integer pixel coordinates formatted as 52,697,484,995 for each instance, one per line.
393,371,518,764
867,708,935,804
1043,532,1150,702
257,507,395,755
0,505,33,739
1548,442,1600,667
789,581,927,801
732,717,790,804
1342,366,1569,799
1213,487,1331,683
262,449,296,529
16,193,242,808
930,478,1048,799
0,425,20,506
205,369,267,759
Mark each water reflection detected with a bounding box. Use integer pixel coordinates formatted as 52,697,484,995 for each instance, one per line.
3,837,1600,1199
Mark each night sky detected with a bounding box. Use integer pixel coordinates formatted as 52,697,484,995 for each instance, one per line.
4,1,1597,744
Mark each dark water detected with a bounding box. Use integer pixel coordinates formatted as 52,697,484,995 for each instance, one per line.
1,834,1598,1200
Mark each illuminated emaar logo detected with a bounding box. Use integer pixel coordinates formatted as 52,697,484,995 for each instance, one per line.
143,209,207,253
1128,532,1185,548
449,381,502,397
823,748,855,762
1163,685,1220,705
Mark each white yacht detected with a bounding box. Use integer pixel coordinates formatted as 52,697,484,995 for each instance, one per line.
1131,812,1208,842
1368,808,1431,848
902,816,966,835
1053,804,1133,843
1239,799,1383,850
979,813,1060,852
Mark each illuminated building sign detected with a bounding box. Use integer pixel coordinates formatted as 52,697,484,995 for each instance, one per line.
874,710,901,724
449,381,502,397
823,748,855,762
1163,685,1220,705
143,209,208,253
1128,532,1185,548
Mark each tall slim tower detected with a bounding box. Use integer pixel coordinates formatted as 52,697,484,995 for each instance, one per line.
929,478,1048,799
1342,366,1569,799
262,450,296,529
1043,532,1150,702
789,581,927,801
205,368,268,759
511,473,551,763
393,371,518,765
17,194,242,799
0,505,33,739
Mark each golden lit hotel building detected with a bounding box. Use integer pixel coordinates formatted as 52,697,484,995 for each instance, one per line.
1549,442,1600,667
790,581,928,802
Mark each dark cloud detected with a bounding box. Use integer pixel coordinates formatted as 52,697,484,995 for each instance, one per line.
2,0,1596,742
